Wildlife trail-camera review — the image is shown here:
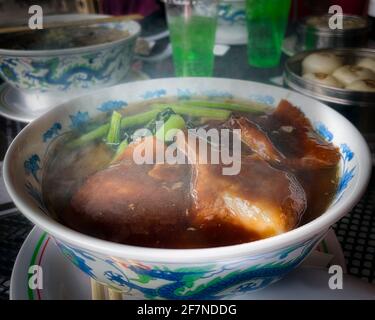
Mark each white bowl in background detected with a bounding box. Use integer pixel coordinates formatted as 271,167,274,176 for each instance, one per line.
0,14,141,94
216,0,247,45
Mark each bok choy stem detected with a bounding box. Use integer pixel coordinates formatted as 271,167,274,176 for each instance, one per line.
68,109,160,148
106,111,122,144
179,100,266,113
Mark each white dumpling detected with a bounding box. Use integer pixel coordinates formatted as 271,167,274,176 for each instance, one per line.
333,65,375,86
346,79,375,92
357,57,375,73
302,53,343,75
303,73,344,88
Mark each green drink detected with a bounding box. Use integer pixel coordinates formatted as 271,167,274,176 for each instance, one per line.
245,0,291,68
168,16,217,76
165,1,218,77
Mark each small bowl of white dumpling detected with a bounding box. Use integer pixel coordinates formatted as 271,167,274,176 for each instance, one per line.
301,52,375,90
285,48,375,107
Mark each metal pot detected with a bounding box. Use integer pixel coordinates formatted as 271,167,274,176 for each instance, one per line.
284,48,375,108
284,48,375,133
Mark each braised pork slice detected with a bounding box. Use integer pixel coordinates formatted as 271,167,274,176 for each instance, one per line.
62,137,191,245
190,155,306,239
228,117,284,164
229,100,340,169
179,133,307,239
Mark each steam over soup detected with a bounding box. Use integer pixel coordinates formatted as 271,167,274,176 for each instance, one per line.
43,99,340,248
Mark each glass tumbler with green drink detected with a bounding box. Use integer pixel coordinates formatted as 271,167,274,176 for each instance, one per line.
165,0,218,77
245,0,291,68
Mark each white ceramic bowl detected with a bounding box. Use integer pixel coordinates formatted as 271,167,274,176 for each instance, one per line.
216,0,247,45
3,78,371,299
0,14,140,93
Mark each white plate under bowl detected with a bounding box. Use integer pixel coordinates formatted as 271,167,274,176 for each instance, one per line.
0,69,149,123
12,227,374,300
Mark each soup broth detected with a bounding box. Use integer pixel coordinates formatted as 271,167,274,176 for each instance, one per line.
43,98,339,248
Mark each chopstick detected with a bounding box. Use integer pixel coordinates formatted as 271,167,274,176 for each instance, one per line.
91,279,106,300
107,288,123,300
91,279,124,300
0,14,143,35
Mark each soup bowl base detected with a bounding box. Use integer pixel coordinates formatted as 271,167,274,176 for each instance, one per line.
12,227,353,300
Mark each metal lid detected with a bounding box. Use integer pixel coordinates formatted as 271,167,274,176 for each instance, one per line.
298,15,369,36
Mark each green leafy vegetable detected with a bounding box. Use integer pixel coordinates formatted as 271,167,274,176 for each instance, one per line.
151,104,231,121
155,114,186,141
145,108,176,135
